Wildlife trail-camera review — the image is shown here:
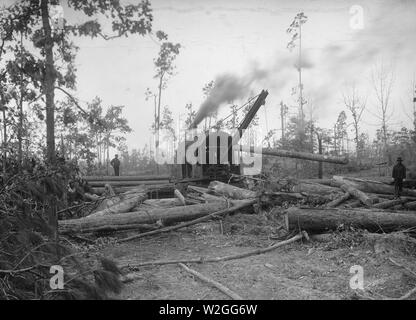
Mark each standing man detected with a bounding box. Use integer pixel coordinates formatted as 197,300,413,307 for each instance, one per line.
110,154,121,176
392,157,406,198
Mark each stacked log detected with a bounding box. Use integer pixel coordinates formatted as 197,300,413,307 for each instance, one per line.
59,201,230,234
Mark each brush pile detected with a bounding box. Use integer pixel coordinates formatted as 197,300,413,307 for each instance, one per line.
0,165,124,300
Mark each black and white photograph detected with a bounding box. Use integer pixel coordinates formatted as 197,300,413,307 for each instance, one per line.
1,0,416,305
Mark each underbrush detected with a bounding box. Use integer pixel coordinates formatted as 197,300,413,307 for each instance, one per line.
0,165,123,300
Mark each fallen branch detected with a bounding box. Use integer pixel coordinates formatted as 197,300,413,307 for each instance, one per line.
179,263,243,300
122,232,306,268
118,199,254,243
326,192,351,208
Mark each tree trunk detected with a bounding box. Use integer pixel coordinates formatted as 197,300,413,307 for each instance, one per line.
326,192,350,208
333,176,416,197
317,136,323,179
41,0,58,239
404,201,416,210
340,183,373,206
292,181,340,195
286,207,416,233
88,180,170,187
208,180,257,199
59,201,229,234
88,192,147,218
41,0,56,164
245,146,348,164
373,199,407,209
84,175,171,181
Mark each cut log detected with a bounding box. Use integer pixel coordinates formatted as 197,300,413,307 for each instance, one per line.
340,183,373,206
88,180,170,187
119,199,255,242
142,198,183,208
59,201,229,234
292,181,341,195
373,199,407,209
346,200,362,208
84,175,171,181
92,184,174,195
245,146,348,164
300,179,334,186
187,185,210,194
286,207,416,233
87,192,147,218
174,189,186,206
326,192,351,208
202,193,227,203
208,181,257,199
333,176,416,197
404,201,416,210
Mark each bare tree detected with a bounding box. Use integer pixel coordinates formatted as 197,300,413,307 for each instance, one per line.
342,84,366,158
371,63,395,158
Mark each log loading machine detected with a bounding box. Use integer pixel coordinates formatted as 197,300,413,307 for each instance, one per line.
174,89,348,181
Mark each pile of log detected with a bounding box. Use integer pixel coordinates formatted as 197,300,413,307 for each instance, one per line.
84,175,173,196
58,180,257,238
59,174,416,240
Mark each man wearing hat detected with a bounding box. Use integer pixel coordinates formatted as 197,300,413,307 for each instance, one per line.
110,154,121,176
392,157,406,198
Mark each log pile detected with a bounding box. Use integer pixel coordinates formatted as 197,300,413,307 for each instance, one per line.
58,174,416,240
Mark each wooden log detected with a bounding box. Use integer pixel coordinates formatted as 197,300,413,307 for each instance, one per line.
333,176,416,197
404,201,416,210
208,181,257,199
59,202,229,234
326,192,351,208
142,198,183,208
202,193,227,203
245,146,349,164
174,189,186,206
292,182,341,195
84,175,171,181
345,200,362,208
300,179,334,186
340,183,373,206
373,199,407,209
119,199,255,242
88,192,147,218
88,180,170,187
178,263,243,300
286,207,416,233
92,184,174,195
187,185,210,194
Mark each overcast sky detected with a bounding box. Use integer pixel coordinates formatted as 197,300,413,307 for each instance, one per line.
6,0,416,154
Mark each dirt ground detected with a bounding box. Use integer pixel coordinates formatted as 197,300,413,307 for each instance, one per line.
93,212,416,300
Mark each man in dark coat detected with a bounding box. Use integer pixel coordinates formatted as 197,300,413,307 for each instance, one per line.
392,157,406,198
110,154,121,176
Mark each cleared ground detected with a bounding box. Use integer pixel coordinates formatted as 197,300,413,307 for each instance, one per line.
94,212,416,300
